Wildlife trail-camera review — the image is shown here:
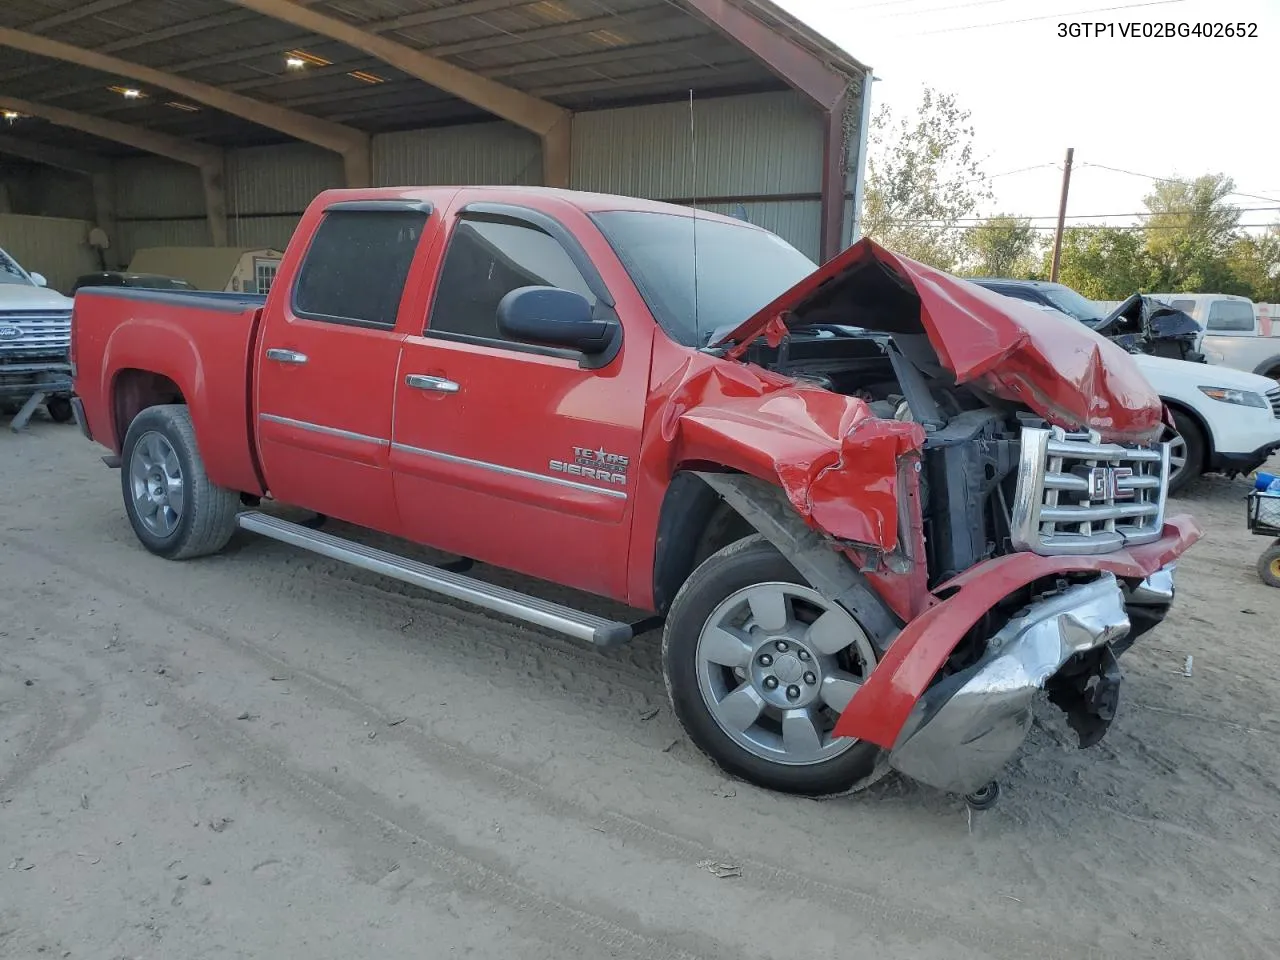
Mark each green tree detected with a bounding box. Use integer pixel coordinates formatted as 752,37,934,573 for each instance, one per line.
1225,226,1280,303
1048,228,1154,300
961,214,1039,277
861,87,991,271
1142,173,1242,291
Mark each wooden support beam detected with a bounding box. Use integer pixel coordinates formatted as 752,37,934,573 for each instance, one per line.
0,132,108,174
225,0,567,135
676,0,849,110
0,96,228,246
0,26,370,185
224,0,572,186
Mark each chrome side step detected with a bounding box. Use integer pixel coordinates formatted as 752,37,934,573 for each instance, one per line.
236,511,635,647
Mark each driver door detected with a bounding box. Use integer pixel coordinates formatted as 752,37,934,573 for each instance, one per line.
390,201,650,601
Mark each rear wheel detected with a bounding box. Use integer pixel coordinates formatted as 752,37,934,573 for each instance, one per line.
1168,410,1205,494
121,404,240,560
663,535,888,796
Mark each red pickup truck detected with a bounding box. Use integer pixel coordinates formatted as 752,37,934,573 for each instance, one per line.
70,186,1200,807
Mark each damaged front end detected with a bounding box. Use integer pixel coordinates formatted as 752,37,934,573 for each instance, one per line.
890,575,1129,795
663,239,1202,799
1096,294,1205,363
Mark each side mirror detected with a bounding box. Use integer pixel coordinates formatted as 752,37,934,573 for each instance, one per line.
497,286,615,356
30,272,47,288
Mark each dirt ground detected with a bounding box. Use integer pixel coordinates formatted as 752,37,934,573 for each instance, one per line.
2,414,1278,960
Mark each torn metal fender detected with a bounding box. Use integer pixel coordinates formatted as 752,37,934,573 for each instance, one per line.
831,515,1203,748
662,356,926,554
696,473,902,649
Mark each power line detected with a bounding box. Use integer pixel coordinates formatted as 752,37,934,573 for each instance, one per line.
868,0,1020,20
1078,162,1280,204
915,0,1189,36
921,222,1279,232
880,205,1280,225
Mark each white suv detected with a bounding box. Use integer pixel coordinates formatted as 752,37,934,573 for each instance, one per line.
971,281,1280,492
0,246,75,422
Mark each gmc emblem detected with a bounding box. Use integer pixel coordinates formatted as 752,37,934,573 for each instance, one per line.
1087,466,1135,501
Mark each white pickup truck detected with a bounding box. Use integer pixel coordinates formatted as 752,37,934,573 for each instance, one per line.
1149,293,1280,381
0,246,75,424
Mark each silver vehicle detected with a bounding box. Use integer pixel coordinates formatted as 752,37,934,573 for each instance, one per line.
1150,293,1280,381
0,246,75,423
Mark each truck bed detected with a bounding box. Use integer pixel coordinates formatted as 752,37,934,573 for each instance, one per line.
72,285,266,495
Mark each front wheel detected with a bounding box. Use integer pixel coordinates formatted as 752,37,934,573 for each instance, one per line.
121,404,240,560
662,535,887,796
45,396,74,423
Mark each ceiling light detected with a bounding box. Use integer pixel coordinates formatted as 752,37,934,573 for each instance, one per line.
347,70,386,84
108,85,145,99
285,49,331,67
2,110,23,122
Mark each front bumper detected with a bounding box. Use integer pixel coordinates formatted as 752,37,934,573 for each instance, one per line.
1213,440,1280,477
832,518,1199,794
888,575,1131,795
0,360,73,399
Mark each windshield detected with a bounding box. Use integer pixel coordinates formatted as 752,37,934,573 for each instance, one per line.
591,210,818,347
0,250,32,286
1039,284,1105,323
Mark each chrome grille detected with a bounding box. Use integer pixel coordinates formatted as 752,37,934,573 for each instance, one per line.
0,311,72,358
1011,426,1170,556
1267,386,1280,420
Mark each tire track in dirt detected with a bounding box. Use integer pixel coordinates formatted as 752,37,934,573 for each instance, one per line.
0,648,100,802
3,531,1171,960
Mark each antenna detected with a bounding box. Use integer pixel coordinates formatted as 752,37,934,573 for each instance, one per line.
689,88,701,343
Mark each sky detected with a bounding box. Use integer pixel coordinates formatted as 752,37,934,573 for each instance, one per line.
773,0,1280,231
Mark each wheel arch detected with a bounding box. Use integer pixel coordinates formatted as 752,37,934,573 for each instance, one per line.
1252,354,1280,379
112,368,186,452
651,470,755,616
1162,396,1214,466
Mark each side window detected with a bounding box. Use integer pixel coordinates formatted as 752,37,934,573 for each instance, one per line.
1206,300,1256,332
293,209,429,328
428,216,596,344
1170,299,1197,316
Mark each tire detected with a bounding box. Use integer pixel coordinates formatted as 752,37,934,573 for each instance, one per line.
662,534,889,796
1167,410,1205,495
45,396,74,423
1259,543,1280,589
120,404,240,560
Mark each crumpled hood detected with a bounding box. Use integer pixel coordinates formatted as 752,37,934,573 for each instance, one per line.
716,239,1165,443
0,283,73,311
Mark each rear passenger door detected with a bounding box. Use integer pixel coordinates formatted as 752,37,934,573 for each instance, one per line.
390,202,650,601
254,199,437,534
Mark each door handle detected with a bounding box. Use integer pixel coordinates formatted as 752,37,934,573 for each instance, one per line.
265,348,308,365
405,374,460,394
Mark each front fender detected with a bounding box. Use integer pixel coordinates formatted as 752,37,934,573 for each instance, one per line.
665,361,925,553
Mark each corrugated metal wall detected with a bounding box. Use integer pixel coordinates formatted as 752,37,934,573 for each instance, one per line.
108,90,827,263
0,213,100,293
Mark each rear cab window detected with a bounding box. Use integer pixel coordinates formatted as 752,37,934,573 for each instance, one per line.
1206,299,1256,333
293,205,431,328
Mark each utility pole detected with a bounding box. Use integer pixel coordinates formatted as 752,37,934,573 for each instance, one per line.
1049,147,1074,283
